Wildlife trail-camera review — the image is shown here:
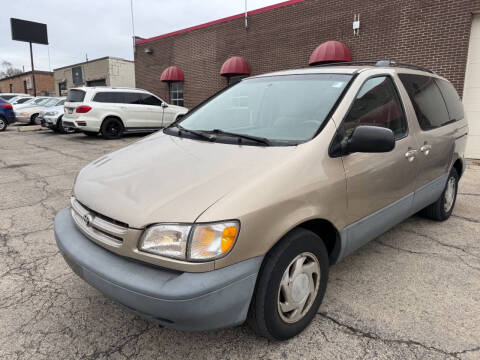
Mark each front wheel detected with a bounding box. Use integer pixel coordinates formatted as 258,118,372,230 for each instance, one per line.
247,228,329,340
421,168,459,221
0,117,7,132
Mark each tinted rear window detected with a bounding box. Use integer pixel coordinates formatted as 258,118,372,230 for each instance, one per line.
398,74,450,130
435,79,464,122
123,92,142,104
67,90,86,102
140,93,162,106
93,92,124,103
1,95,16,100
16,98,31,104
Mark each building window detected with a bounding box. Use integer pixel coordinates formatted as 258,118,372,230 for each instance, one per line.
227,75,247,86
23,80,27,93
170,82,184,106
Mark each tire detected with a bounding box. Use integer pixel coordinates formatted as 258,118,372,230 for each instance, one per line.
421,168,459,221
30,114,39,125
247,228,329,340
101,117,124,139
0,116,7,132
83,131,98,137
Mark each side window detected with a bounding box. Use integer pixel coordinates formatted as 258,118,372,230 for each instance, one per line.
344,76,408,139
140,93,163,106
398,74,450,130
435,79,464,122
93,92,120,103
123,92,142,105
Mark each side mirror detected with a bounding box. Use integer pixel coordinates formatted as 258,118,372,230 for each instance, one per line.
346,125,395,154
161,103,168,108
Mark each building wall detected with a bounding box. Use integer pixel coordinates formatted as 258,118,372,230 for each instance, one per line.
0,71,55,96
108,58,136,87
53,57,135,95
135,0,480,109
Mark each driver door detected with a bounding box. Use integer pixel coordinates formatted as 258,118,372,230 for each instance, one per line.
340,75,419,255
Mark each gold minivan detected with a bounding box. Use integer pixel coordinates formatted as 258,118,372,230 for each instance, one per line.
55,62,468,340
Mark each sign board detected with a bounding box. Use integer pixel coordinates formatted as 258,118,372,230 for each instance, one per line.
72,66,83,85
10,18,48,45
26,77,32,90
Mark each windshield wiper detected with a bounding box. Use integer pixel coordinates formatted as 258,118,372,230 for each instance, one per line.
210,129,270,146
174,125,215,142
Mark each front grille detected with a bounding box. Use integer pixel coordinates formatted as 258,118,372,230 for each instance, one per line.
71,197,127,247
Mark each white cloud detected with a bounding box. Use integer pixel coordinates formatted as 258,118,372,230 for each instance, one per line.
1,0,284,71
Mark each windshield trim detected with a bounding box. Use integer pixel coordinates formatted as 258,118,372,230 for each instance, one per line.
164,73,356,147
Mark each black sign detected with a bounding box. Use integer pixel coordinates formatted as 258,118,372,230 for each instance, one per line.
10,18,48,45
72,66,83,85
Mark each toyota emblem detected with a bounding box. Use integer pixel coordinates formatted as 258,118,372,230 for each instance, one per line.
83,214,93,226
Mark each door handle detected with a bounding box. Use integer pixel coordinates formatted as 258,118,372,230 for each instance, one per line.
405,149,418,162
420,144,432,155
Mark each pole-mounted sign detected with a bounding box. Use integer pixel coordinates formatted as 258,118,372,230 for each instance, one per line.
10,18,49,97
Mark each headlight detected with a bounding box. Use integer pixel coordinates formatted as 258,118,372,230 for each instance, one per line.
45,111,59,116
139,221,239,261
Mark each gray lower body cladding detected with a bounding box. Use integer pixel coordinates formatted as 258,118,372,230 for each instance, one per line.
54,208,263,331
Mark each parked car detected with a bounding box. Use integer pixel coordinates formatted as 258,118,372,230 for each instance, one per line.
12,96,50,111
0,98,16,131
62,87,188,139
55,62,467,340
0,93,28,101
8,95,34,105
14,97,62,125
39,97,71,133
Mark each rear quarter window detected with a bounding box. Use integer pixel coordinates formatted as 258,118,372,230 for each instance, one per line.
67,90,86,102
398,74,450,130
93,92,124,103
435,79,464,122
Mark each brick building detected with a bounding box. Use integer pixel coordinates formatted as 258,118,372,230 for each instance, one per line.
135,0,480,157
0,71,54,96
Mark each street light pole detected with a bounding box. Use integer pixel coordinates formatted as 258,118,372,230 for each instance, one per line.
29,42,37,96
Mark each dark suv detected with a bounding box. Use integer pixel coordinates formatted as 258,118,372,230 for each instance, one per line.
0,98,16,131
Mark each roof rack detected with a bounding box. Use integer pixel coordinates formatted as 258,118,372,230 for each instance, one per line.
313,60,435,74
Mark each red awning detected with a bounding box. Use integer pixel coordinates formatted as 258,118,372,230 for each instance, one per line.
309,41,352,65
160,66,185,82
220,56,251,76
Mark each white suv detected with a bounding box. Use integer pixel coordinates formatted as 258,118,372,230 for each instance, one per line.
62,87,188,139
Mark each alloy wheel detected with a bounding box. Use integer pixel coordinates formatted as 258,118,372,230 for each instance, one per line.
444,176,456,213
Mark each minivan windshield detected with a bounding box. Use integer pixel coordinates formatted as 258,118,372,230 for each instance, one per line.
177,74,352,144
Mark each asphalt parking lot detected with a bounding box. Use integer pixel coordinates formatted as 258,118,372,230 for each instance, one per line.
1,125,479,360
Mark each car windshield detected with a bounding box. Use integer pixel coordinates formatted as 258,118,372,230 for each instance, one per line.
176,74,352,143
44,98,60,107
35,98,51,105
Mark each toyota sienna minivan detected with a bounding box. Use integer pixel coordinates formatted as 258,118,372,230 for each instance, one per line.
55,62,468,340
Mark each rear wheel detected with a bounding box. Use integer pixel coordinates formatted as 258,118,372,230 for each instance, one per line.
421,168,459,221
0,117,7,132
101,117,123,139
30,114,40,125
247,228,329,340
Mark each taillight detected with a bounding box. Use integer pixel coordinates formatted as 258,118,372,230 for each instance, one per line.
76,105,92,113
0,104,13,110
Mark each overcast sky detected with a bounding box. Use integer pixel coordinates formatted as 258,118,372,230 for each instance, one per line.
1,0,284,72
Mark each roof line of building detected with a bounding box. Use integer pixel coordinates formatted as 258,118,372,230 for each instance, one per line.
0,70,53,81
135,0,305,45
53,56,134,71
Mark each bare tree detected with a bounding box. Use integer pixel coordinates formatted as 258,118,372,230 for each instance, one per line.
0,60,23,79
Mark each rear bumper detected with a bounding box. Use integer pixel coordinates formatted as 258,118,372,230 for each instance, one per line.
14,115,30,123
54,208,262,331
5,115,16,125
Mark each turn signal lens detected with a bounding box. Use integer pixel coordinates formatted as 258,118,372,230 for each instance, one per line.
189,222,239,260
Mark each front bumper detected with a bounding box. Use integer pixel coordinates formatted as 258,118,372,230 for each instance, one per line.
54,208,262,331
41,115,58,129
14,115,30,124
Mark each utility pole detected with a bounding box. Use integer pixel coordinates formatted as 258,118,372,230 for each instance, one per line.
130,0,136,55
29,42,36,96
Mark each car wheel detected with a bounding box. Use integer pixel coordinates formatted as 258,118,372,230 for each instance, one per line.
247,228,329,340
30,114,40,125
0,117,7,132
101,117,123,139
83,131,98,137
421,168,459,221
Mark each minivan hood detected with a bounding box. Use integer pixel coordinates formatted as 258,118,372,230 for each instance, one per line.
74,132,295,228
